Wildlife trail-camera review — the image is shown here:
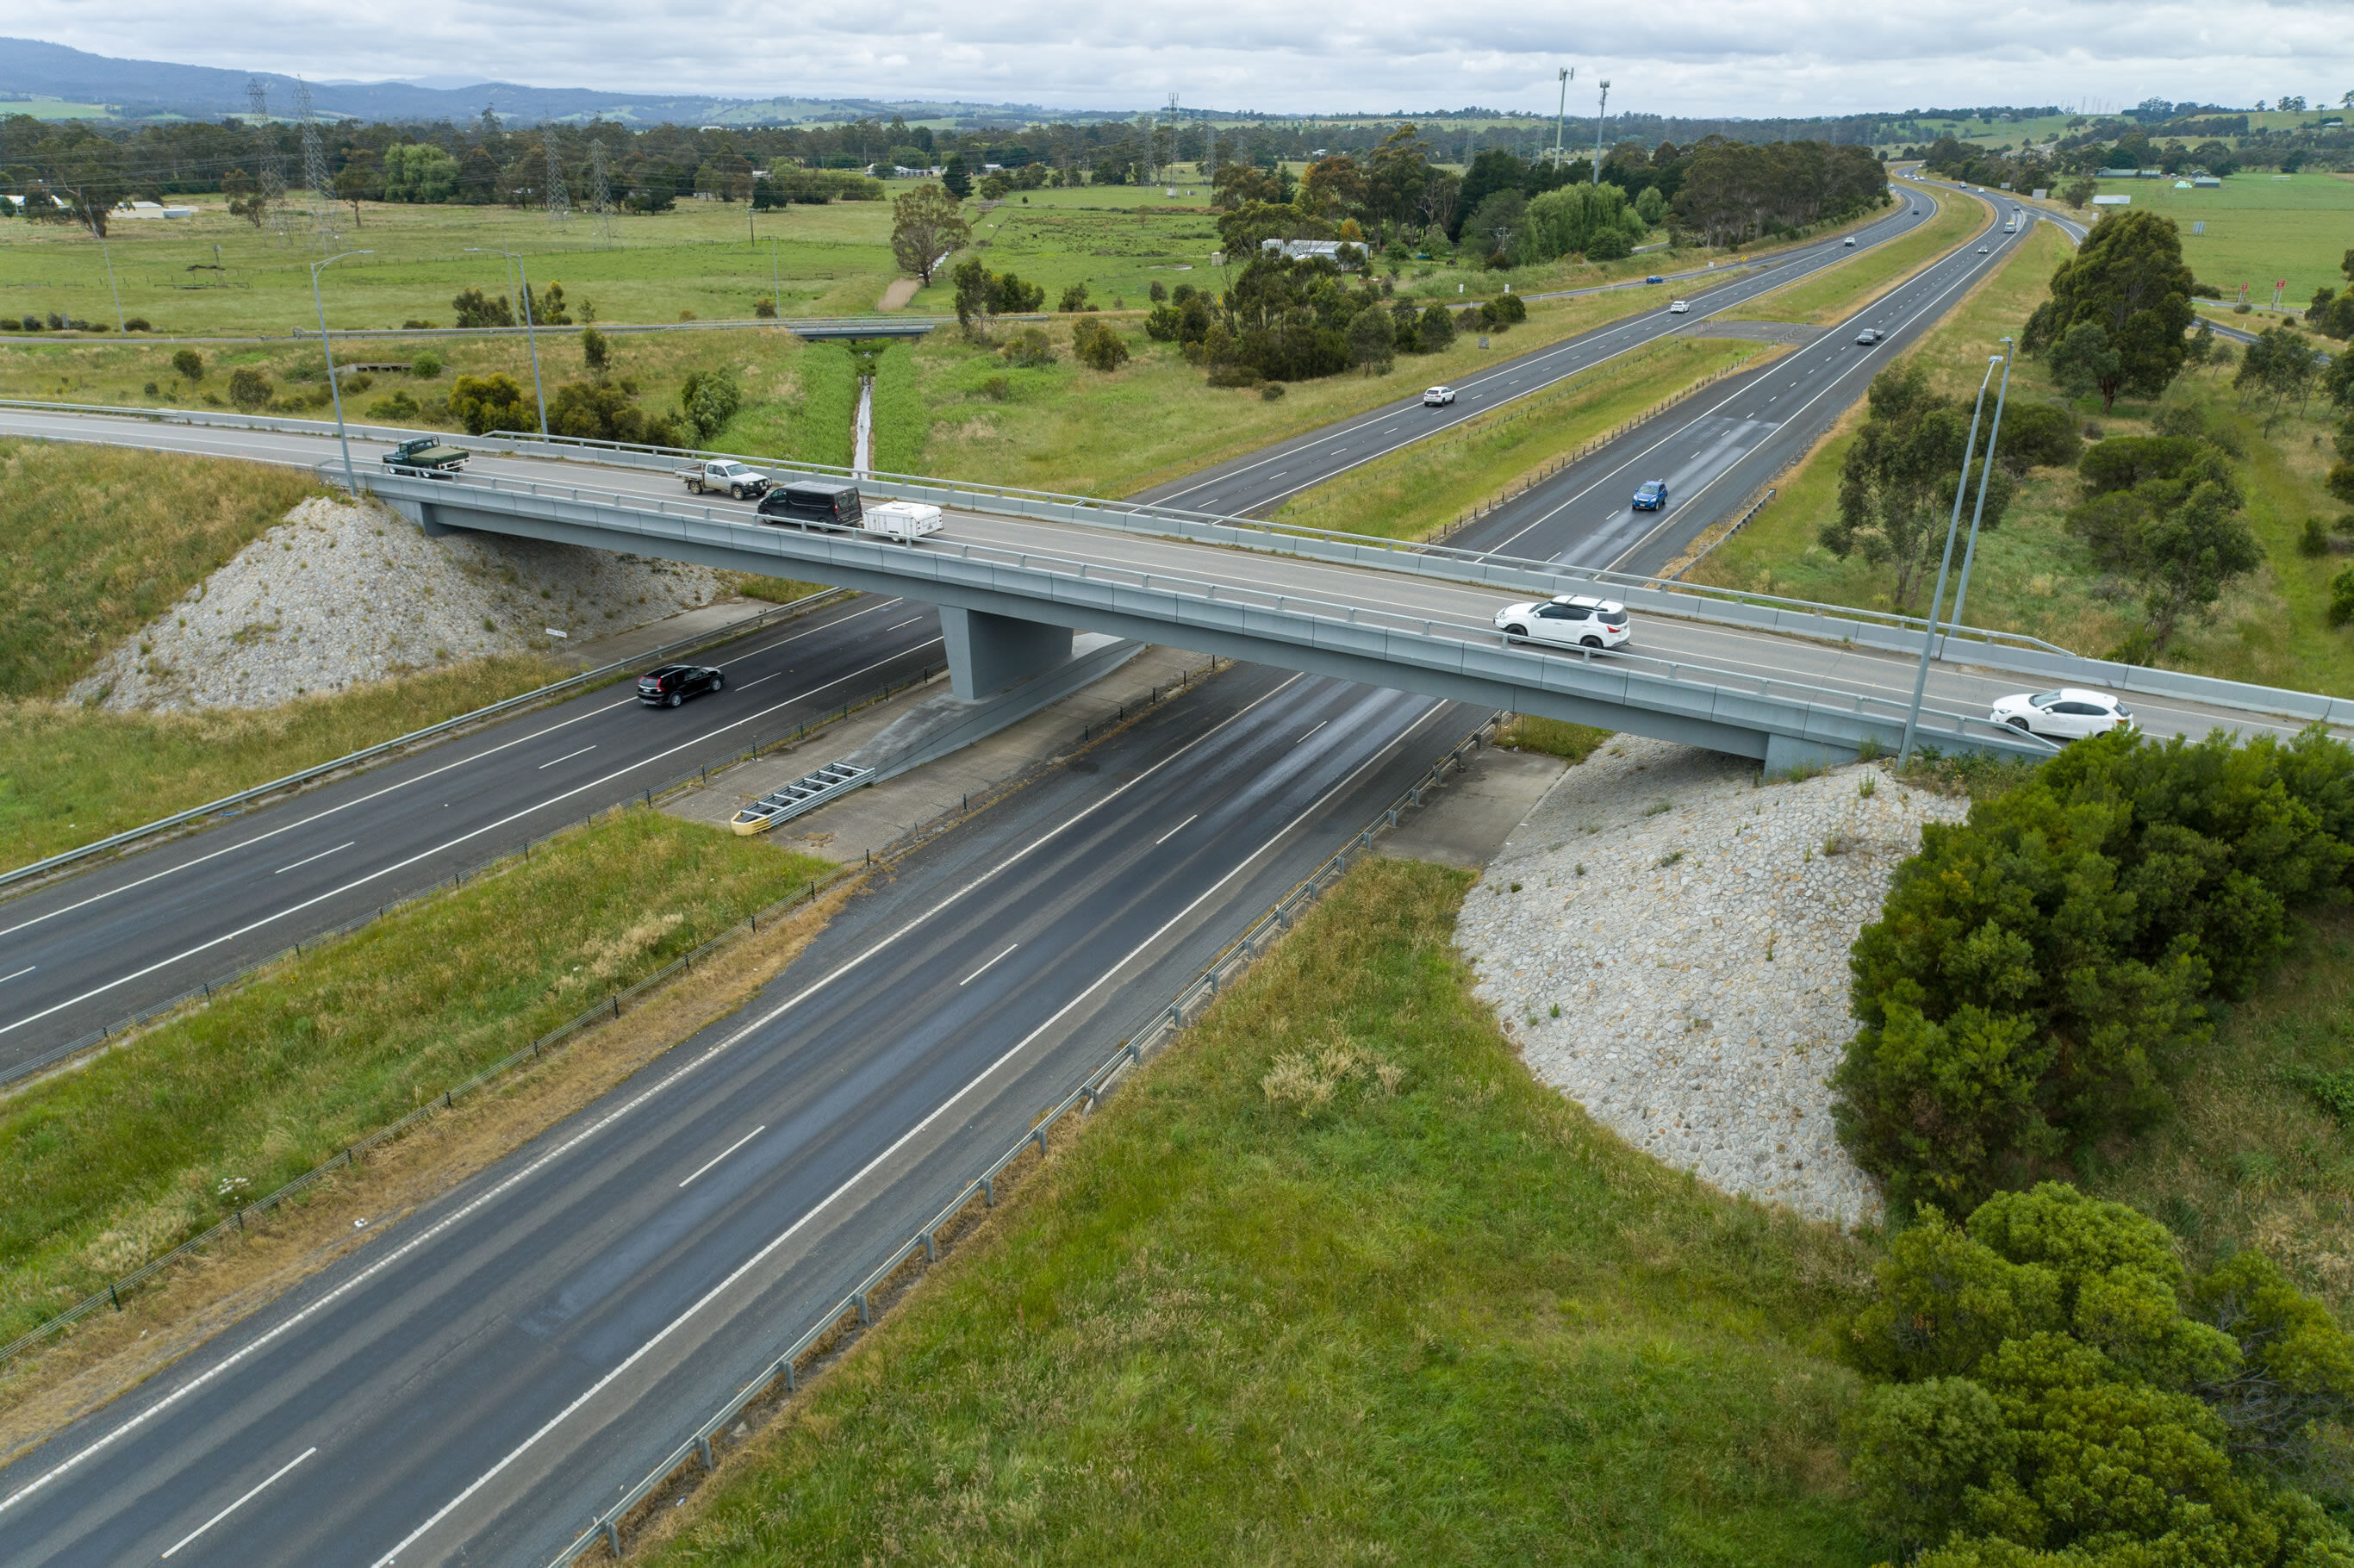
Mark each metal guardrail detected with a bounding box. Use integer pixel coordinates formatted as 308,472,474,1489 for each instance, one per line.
730,762,873,835
547,712,1510,1565
369,462,2046,762
0,588,850,893
0,651,943,1098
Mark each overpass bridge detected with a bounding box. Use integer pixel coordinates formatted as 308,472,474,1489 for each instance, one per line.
366,437,2351,775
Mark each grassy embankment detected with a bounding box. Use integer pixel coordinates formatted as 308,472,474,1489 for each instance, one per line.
0,810,832,1347
1268,336,1765,543
1721,180,1983,326
645,858,1882,1567
1691,215,2354,694
0,439,576,870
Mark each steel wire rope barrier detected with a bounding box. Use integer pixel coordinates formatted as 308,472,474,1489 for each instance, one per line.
0,649,1232,1361
0,588,854,894
545,712,1511,1565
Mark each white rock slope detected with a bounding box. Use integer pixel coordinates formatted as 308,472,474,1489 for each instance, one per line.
1455,735,1966,1228
73,495,726,711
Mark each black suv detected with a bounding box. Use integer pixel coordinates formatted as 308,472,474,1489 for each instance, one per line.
637,664,724,706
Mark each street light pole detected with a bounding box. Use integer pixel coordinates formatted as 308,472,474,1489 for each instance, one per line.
310,248,375,495
1554,67,1572,167
1946,338,2015,637
466,246,548,437
1897,352,2005,766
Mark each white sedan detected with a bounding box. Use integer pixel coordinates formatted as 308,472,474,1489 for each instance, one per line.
1495,594,1632,650
1989,688,2136,741
1667,299,1691,314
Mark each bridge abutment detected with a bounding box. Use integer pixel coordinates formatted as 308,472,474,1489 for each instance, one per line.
939,607,1075,701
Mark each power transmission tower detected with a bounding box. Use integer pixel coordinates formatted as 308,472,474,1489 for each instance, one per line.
295,78,339,247
248,78,290,246
589,140,615,247
545,140,571,226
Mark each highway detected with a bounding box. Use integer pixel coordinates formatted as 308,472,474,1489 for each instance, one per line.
0,174,2057,1564
0,667,1465,1567
0,594,944,1073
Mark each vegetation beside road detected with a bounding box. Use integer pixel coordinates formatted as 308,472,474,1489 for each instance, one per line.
0,809,831,1347
0,654,564,870
647,858,1882,1567
0,439,321,698
1269,336,1762,542
1721,181,1980,327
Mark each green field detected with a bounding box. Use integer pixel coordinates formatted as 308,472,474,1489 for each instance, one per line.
646,858,1881,1567
0,808,831,1344
2079,170,2354,309
0,97,115,121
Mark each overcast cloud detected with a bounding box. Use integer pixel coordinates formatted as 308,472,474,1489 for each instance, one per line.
17,0,2354,118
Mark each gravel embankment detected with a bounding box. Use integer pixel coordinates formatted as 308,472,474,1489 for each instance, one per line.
1456,735,1966,1228
73,495,726,711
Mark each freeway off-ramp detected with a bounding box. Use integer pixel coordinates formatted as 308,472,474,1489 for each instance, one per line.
0,183,2124,1564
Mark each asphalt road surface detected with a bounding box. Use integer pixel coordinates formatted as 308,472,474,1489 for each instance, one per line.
0,667,1464,1567
0,594,945,1072
1135,193,1953,517
0,182,2031,1564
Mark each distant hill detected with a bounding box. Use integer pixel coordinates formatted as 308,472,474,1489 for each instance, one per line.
0,37,1125,127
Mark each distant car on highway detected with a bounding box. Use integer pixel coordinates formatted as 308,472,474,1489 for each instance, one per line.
1989,688,2134,741
1856,328,1882,346
1494,594,1632,650
1631,479,1668,511
1977,245,1990,253
1644,275,1663,284
381,436,467,477
637,663,725,707
1843,236,1858,246
1667,300,1691,314
1423,385,1456,407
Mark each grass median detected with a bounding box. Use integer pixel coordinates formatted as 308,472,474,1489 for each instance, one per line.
0,809,832,1348
646,856,1879,1567
1720,184,1981,327
1268,336,1763,543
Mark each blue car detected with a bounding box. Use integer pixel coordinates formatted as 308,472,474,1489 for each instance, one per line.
1644,274,1663,284
1632,480,1668,511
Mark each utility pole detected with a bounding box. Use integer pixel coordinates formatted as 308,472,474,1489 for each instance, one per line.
1554,67,1573,166
66,186,128,331
1898,352,2005,765
1593,79,1611,184
467,246,548,437
311,249,373,494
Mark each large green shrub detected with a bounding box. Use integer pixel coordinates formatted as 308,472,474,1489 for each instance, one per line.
1834,731,2354,1210
1846,1185,2354,1567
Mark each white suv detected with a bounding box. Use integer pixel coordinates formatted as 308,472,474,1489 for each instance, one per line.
1667,300,1690,314
1494,594,1631,650
1423,385,1456,407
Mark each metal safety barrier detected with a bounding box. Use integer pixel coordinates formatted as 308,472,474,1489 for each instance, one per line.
546,712,1508,1565
730,762,874,835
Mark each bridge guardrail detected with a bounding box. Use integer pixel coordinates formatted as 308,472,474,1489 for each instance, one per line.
371,464,2051,763
546,712,1510,1565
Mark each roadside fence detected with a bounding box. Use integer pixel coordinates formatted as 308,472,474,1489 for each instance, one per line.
0,588,853,896
1429,354,1757,544
0,651,1230,1362
547,711,1505,1565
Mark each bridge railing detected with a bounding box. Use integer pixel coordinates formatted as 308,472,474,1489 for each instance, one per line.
370,464,2054,762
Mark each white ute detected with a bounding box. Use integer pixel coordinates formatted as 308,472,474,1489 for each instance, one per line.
1493,594,1631,650
676,459,772,499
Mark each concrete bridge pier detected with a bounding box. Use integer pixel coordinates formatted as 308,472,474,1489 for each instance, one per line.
940,607,1074,701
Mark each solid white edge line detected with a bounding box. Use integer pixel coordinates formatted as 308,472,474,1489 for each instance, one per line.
957,944,1019,987
375,693,1448,1568
0,596,911,944
676,1126,768,1190
158,1446,314,1559
0,642,937,1041
0,670,1305,1526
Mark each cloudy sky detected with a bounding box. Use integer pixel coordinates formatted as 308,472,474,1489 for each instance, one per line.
18,0,2354,117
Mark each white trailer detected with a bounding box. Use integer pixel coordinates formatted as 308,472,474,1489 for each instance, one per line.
863,500,943,544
